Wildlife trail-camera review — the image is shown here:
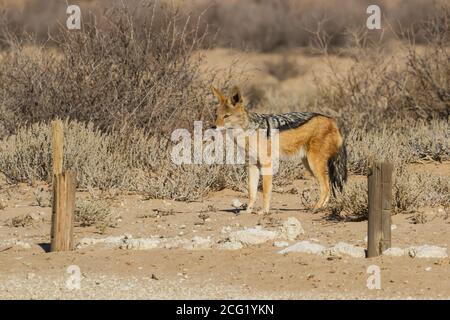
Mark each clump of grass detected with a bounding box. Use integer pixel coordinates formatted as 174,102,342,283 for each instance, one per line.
6,214,40,228
329,180,368,221
75,197,116,234
394,168,450,213
0,1,213,137
328,168,450,221
33,186,51,207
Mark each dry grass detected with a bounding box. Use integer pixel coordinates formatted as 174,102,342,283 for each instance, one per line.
0,2,448,221
326,168,450,221
75,197,116,234
1,0,447,52
0,1,213,136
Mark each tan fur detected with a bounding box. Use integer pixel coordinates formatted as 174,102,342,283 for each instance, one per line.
211,86,344,214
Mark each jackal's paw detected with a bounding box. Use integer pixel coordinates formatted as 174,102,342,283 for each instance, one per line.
312,205,326,214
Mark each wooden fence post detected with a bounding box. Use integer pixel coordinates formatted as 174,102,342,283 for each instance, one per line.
51,171,76,251
367,161,393,258
52,120,64,176
50,120,75,252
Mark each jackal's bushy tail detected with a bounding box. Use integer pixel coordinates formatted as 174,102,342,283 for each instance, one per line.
328,143,348,197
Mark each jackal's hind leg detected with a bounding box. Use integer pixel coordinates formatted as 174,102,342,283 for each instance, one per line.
307,153,331,211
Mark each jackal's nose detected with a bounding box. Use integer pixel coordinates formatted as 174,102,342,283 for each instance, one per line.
211,125,217,130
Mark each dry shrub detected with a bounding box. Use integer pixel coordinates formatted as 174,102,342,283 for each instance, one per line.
1,0,446,52
0,1,212,136
394,167,450,213
328,168,450,221
137,163,225,201
7,214,36,228
329,180,368,221
193,0,446,52
0,120,232,200
75,197,115,233
0,120,135,188
313,8,449,125
33,186,51,207
345,120,449,174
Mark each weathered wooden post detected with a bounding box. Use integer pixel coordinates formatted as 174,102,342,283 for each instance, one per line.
367,161,393,258
50,120,76,252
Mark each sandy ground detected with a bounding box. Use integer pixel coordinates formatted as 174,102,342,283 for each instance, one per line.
0,163,449,300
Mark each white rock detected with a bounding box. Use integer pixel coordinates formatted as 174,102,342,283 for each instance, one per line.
217,241,243,250
383,247,406,257
103,236,126,245
407,245,448,259
331,242,366,258
76,236,125,249
121,238,160,250
28,212,43,221
76,237,99,248
231,198,242,208
273,241,289,248
14,241,31,249
229,227,279,245
221,226,232,234
279,217,304,241
425,267,432,271
278,241,326,255
162,237,188,249
183,236,213,250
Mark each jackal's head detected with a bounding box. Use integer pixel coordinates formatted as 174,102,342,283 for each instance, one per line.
210,86,248,130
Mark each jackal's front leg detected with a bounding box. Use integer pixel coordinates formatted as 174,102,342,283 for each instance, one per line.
258,169,273,215
246,164,259,214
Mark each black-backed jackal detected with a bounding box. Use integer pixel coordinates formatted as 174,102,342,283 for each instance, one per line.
211,85,347,214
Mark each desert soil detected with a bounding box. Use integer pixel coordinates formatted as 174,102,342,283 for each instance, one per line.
0,162,449,300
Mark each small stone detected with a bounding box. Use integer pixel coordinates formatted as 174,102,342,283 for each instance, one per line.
229,227,279,245
383,247,405,257
14,241,31,249
407,245,448,259
183,236,213,250
273,241,289,248
330,242,365,258
231,198,242,208
279,217,305,241
217,241,243,250
425,267,432,271
121,238,160,250
221,226,232,234
278,241,326,255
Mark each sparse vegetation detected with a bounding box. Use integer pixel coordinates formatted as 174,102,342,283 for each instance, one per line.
75,197,116,233
325,168,450,221
0,1,448,221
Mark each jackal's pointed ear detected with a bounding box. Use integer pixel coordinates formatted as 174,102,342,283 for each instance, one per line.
211,86,226,103
229,86,243,106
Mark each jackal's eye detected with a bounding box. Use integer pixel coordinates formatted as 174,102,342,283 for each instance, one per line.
224,114,231,119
